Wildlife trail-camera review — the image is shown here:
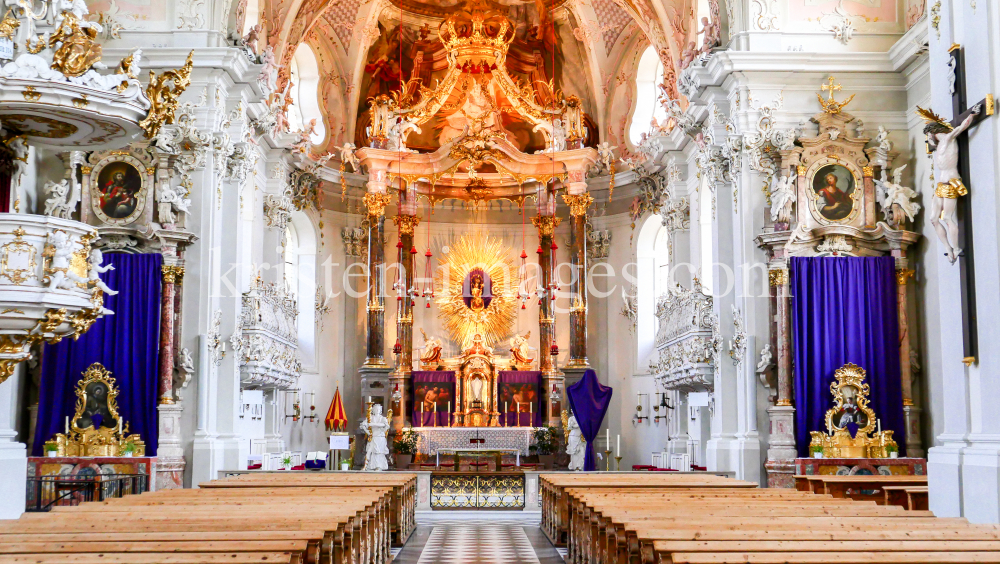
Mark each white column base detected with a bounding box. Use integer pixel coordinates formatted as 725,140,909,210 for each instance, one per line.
707,436,761,482
928,440,967,518
960,440,1000,523
191,436,241,487
0,441,26,519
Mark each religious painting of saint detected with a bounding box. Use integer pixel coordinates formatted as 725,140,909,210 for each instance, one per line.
94,161,143,222
462,268,493,312
413,382,454,412
498,382,539,412
811,164,856,221
831,385,869,430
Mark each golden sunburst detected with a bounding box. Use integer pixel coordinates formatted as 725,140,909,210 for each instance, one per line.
435,233,519,350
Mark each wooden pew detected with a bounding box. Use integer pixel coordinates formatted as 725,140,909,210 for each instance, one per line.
794,474,928,502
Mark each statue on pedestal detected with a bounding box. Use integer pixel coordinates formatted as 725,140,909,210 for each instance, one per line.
361,403,391,471
566,415,585,471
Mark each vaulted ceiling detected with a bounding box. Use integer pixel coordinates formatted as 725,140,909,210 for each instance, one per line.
256,0,700,153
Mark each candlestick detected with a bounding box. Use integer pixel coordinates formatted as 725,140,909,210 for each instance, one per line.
604,450,612,472
615,456,623,472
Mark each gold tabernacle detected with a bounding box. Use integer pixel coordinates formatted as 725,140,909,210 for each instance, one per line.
44,362,146,457
809,363,898,458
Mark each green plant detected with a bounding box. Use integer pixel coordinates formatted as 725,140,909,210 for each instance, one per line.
810,444,824,455
886,444,899,454
122,441,136,455
532,426,559,455
281,454,293,467
44,443,58,453
393,427,418,455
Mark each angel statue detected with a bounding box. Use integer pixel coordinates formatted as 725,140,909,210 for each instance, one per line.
510,331,535,367
769,175,795,225
86,249,119,296
419,328,443,367
43,230,87,290
566,414,586,471
918,104,982,263
874,164,921,229
360,403,391,471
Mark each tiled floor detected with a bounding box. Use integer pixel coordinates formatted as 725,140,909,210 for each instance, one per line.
392,511,563,563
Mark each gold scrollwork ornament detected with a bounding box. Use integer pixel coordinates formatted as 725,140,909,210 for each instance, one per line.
139,51,195,139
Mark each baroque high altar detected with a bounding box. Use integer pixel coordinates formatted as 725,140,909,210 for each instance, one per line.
351,0,604,429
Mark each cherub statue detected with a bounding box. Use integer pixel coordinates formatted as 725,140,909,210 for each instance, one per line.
386,117,421,152
241,23,261,55
337,143,360,172
510,331,535,367
697,17,720,54
86,249,118,295
919,103,982,263
360,403,391,471
115,48,142,80
544,119,567,152
769,175,795,225
258,46,279,92
44,231,86,290
875,164,921,229
876,125,892,153
678,41,698,70
566,415,585,471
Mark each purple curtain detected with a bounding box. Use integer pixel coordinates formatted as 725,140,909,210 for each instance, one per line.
32,254,162,456
499,371,542,426
411,371,455,426
566,369,612,471
791,256,904,458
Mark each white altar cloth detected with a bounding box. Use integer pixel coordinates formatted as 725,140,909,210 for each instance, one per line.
413,427,535,456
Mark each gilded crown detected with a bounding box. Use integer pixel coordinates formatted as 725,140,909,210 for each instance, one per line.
439,0,515,67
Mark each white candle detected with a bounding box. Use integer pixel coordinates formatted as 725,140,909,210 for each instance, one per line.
118,417,122,435
447,402,451,427
65,416,68,434
617,435,620,457
877,418,881,433
606,428,610,449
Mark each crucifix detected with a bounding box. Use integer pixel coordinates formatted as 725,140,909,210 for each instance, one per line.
917,44,995,363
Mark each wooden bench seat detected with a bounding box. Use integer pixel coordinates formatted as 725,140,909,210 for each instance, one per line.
0,553,297,564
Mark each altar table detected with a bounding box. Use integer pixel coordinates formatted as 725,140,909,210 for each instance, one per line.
414,427,535,456
794,457,926,477
436,447,522,470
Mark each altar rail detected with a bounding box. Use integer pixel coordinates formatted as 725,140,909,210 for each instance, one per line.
25,473,149,512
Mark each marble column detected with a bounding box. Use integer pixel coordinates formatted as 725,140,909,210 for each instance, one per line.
765,267,796,488
158,264,181,404
532,200,562,426
364,189,391,368
391,212,419,430
896,268,923,457
562,192,592,369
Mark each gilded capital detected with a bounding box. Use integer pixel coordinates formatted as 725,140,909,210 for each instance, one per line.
162,265,185,284
796,165,807,176
862,165,875,177
531,215,562,237
895,268,915,285
392,214,420,235
363,192,392,218
768,269,789,287
562,193,594,217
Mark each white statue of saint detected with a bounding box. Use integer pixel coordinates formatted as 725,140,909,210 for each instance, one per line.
875,164,921,228
770,175,795,224
922,104,982,263
360,403,390,471
566,415,586,471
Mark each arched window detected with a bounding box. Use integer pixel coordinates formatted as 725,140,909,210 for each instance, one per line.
284,213,318,368
635,213,671,370
698,178,713,292
629,46,668,146
287,44,326,144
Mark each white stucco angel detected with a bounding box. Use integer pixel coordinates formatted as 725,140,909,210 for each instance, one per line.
86,249,118,296
386,116,421,152
360,403,391,471
510,331,535,366
919,104,982,263
769,175,796,224
875,164,921,228
43,179,73,219
44,230,87,290
258,46,279,92
566,415,586,471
